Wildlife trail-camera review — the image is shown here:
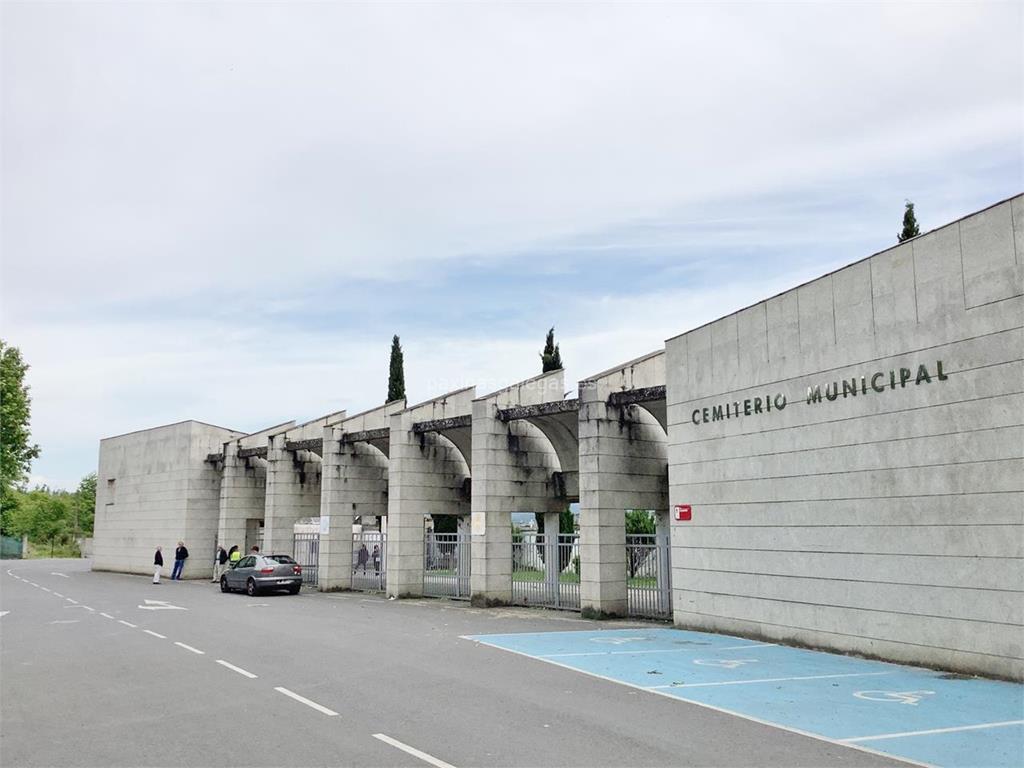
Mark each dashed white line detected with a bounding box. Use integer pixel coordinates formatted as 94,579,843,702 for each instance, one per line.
53,592,64,598
174,642,205,655
40,587,52,592
842,720,1024,743
143,630,167,639
216,660,257,678
273,687,338,716
81,606,95,611
118,620,137,628
65,598,77,604
373,734,456,768
648,671,896,689
100,613,115,619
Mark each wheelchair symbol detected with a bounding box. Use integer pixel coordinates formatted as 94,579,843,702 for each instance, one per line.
853,690,935,705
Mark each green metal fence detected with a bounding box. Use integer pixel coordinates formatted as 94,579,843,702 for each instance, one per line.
1,535,24,559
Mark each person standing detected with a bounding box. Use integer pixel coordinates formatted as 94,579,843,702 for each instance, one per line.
355,543,369,574
212,546,228,583
372,544,381,574
153,546,163,584
172,541,189,580
228,545,241,565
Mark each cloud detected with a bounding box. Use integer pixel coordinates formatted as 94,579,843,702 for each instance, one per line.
1,2,1021,488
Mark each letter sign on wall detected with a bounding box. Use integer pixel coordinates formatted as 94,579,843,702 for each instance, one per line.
674,504,692,521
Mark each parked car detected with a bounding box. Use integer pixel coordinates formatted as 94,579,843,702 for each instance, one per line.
221,553,303,595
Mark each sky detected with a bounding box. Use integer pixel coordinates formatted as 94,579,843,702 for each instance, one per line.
2,2,1021,490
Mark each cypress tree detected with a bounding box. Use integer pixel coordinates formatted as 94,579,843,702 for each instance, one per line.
898,200,921,243
540,327,563,372
386,335,405,403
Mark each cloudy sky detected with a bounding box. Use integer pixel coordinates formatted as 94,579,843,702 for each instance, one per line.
2,2,1021,490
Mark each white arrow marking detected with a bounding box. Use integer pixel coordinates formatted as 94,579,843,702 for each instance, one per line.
138,599,187,611
0,611,9,618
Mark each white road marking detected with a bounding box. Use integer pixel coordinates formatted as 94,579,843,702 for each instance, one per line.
216,660,257,678
373,734,456,768
465,640,928,768
273,687,338,716
0,611,9,618
245,603,269,608
174,642,204,655
541,642,777,658
693,658,758,669
842,720,1024,743
118,620,137,628
52,592,63,598
138,599,187,611
28,582,38,586
40,587,52,592
100,613,115,619
853,690,935,705
65,598,77,604
49,619,80,625
720,643,777,650
649,671,896,689
50,572,69,578
81,606,95,611
143,630,167,639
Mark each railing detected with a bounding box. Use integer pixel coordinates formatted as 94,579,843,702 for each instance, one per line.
626,533,671,618
293,532,319,588
352,531,386,592
424,532,471,600
511,533,580,611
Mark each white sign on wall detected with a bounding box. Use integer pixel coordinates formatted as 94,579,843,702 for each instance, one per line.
319,516,330,535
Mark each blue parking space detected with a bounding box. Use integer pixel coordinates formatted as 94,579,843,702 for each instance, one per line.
465,628,1024,768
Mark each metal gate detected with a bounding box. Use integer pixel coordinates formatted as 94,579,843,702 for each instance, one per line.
352,531,386,592
293,532,319,588
626,533,671,618
511,533,579,610
424,532,471,599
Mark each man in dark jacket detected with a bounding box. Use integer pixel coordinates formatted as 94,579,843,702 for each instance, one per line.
153,546,163,584
211,546,229,583
172,541,189,580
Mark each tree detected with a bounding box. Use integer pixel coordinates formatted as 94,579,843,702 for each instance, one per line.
625,508,655,535
540,327,563,372
898,200,921,243
386,335,406,403
0,340,40,532
625,509,656,578
73,473,97,536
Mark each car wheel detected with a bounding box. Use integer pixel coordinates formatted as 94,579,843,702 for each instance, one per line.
288,585,300,595
246,578,259,596
220,576,230,593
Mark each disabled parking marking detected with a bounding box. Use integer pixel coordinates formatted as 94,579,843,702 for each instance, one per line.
854,690,936,706
465,627,1024,768
693,658,758,668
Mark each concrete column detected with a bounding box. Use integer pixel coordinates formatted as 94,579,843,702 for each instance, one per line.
579,381,668,618
387,406,470,598
318,426,352,591
456,516,471,597
263,434,321,555
655,510,672,614
471,373,564,607
319,427,390,592
217,441,266,555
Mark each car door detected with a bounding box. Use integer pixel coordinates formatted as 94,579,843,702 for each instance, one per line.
230,556,255,588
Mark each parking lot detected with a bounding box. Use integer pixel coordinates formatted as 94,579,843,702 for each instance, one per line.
466,627,1024,768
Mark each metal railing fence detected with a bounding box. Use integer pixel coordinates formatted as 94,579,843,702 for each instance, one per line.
511,533,579,611
352,531,386,592
423,532,471,599
626,533,671,618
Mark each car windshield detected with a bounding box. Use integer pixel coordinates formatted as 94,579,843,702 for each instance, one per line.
266,555,296,564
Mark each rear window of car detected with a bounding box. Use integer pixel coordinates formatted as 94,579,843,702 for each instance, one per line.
267,555,296,564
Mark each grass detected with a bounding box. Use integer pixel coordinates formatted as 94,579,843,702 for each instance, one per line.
26,540,81,559
512,568,580,584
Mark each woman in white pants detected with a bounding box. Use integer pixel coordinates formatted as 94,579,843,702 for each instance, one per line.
153,546,163,584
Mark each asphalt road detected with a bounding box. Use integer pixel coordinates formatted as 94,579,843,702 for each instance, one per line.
0,559,905,768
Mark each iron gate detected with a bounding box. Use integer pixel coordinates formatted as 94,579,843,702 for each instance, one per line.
352,531,386,592
626,533,671,618
424,532,471,599
293,532,319,588
511,532,579,610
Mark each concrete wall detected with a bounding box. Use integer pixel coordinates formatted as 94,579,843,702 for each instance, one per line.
470,371,566,605
94,421,241,577
387,388,474,597
665,195,1024,679
217,442,267,555
579,351,668,616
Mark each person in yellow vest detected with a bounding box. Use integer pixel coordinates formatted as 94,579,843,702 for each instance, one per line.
228,545,241,565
